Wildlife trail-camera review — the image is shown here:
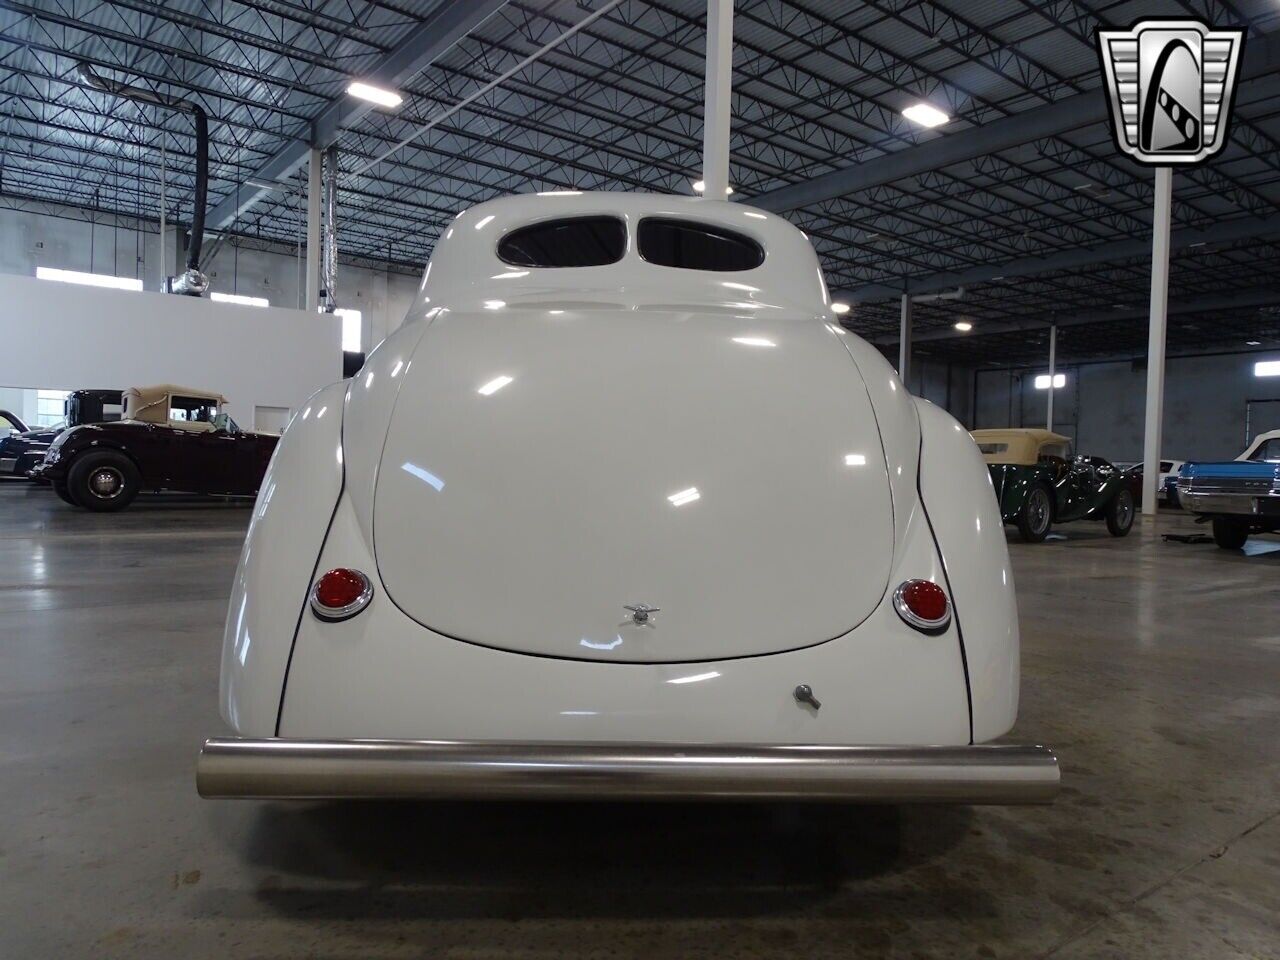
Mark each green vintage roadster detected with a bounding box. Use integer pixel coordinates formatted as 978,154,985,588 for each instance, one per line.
970,429,1136,543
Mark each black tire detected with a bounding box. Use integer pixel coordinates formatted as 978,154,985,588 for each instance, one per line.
65,450,140,512
1212,517,1249,550
1016,483,1054,542
52,478,78,506
1105,487,1135,537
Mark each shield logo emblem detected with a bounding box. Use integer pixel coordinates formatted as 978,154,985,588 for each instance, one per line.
1096,19,1245,166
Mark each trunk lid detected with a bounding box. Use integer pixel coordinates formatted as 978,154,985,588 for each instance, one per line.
373,307,895,662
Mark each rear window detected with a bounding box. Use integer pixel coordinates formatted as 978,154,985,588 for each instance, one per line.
977,442,1008,455
497,216,626,268
637,218,764,271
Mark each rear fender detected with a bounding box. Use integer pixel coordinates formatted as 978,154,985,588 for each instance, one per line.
218,380,347,735
916,399,1019,742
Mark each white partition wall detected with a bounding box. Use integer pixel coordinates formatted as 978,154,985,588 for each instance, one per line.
0,275,343,426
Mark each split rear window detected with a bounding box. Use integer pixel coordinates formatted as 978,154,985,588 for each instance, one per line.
497,216,626,268
637,218,765,271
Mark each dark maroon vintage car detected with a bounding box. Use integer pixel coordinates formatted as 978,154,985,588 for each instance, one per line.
33,384,279,511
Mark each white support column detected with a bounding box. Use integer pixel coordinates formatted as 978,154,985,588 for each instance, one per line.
304,148,322,313
1046,323,1057,432
898,293,913,387
700,0,733,200
1142,167,1173,518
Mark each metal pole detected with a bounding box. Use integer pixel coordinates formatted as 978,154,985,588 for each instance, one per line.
1142,167,1173,518
305,148,322,313
158,137,167,288
1046,323,1057,432
701,0,733,200
898,293,913,387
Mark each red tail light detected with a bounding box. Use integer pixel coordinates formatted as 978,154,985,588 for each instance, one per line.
893,579,951,632
310,568,374,621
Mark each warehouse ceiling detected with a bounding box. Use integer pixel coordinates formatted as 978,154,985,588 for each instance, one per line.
1,0,1278,365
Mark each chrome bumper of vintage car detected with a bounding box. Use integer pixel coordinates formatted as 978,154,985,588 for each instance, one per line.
1178,486,1280,517
197,738,1059,804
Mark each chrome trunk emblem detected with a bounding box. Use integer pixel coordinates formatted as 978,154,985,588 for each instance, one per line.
623,603,659,624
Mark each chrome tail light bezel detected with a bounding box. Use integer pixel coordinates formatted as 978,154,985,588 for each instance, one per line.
893,579,952,633
309,568,375,622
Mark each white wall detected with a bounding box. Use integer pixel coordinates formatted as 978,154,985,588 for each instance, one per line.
0,274,343,427
974,351,1280,462
0,204,423,349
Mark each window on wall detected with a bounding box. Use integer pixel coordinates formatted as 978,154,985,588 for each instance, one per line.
35,267,143,291
35,389,70,428
337,308,363,352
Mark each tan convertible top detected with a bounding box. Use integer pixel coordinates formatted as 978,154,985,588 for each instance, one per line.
970,428,1072,466
123,384,228,425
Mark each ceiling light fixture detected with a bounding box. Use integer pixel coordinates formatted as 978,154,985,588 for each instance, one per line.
831,301,850,315
902,103,950,128
954,321,973,332
347,81,403,108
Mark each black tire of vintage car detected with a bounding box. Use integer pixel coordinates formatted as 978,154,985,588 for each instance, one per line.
1212,517,1250,550
1015,482,1054,543
1105,487,1135,537
51,477,78,506
66,449,141,512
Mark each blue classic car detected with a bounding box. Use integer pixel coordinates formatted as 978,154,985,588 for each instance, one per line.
1177,430,1280,548
0,389,122,479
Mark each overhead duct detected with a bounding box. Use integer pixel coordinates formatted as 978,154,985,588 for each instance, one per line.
321,145,339,314
77,62,210,296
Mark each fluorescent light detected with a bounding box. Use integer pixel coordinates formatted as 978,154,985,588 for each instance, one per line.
1246,340,1261,346
336,307,362,352
1034,373,1066,389
1255,360,1280,377
36,267,142,291
537,190,582,196
211,291,269,307
954,321,973,332
692,180,734,195
346,81,402,108
844,453,867,466
831,301,850,315
902,103,950,128
477,375,514,396
667,486,701,506
732,337,775,347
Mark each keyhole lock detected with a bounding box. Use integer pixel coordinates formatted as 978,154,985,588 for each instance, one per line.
793,684,821,711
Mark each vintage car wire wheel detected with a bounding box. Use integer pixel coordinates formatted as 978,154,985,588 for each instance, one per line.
1105,488,1135,537
1017,484,1053,543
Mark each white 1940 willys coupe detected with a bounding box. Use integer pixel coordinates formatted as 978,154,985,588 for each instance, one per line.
197,193,1059,804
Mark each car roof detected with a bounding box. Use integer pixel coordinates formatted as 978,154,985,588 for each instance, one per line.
970,429,1072,466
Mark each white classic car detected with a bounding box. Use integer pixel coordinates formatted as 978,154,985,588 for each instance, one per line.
198,193,1059,804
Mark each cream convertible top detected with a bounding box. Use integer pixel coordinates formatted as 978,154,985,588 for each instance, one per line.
123,384,229,431
970,429,1072,466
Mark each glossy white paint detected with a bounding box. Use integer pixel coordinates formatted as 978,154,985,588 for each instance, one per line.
375,308,893,661
916,398,1019,741
277,487,969,744
217,192,1023,749
219,379,347,735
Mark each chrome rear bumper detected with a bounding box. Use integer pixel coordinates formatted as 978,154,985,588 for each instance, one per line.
197,738,1059,804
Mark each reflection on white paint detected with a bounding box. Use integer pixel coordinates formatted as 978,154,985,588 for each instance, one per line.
560,710,598,715
492,270,530,279
364,371,375,388
548,309,565,315
401,462,444,491
580,636,624,650
844,453,867,466
667,486,700,506
732,337,775,347
483,300,506,310
722,281,759,292
390,360,404,378
477,375,514,396
474,215,495,230
316,406,328,418
538,190,582,196
667,671,721,685
743,211,767,219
